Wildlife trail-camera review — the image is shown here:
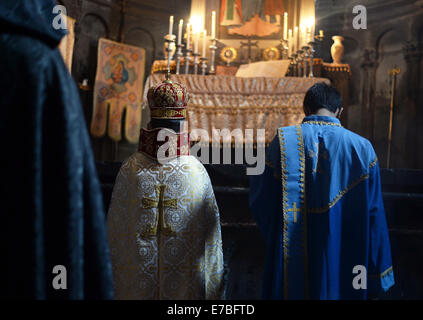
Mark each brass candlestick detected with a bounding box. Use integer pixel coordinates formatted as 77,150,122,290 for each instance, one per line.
184,48,192,74
279,39,289,59
209,38,217,75
297,50,304,77
307,41,316,78
200,57,208,75
175,43,184,75
302,46,310,78
164,34,176,75
193,52,200,75
291,53,298,76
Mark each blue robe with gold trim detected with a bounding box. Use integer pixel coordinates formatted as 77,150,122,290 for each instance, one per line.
249,115,394,300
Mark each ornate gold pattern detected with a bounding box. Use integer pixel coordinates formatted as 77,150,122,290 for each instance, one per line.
220,47,237,64
144,75,330,145
263,47,280,61
151,59,177,74
307,157,378,214
369,266,393,279
369,157,378,169
150,108,187,119
296,124,309,299
107,153,224,299
302,121,342,127
141,184,178,236
277,128,289,299
307,174,369,214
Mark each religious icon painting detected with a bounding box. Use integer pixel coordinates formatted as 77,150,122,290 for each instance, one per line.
219,0,286,39
91,38,146,143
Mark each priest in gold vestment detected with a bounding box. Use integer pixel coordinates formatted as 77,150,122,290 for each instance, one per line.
107,76,224,299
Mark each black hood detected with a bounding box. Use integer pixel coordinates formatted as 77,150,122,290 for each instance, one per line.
0,0,67,46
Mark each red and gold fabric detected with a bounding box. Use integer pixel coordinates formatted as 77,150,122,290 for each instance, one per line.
138,128,190,160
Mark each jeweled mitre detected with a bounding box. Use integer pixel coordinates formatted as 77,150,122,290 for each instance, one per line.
147,78,189,120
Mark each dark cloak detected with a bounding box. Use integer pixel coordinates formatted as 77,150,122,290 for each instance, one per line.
0,0,114,299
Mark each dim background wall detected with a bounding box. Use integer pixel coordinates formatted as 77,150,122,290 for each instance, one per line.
58,0,191,161
62,0,422,168
316,0,423,169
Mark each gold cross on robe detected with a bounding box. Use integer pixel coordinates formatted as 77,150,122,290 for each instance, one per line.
141,184,177,236
288,202,301,223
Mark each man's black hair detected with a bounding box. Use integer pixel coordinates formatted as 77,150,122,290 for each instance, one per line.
303,82,342,114
150,118,184,133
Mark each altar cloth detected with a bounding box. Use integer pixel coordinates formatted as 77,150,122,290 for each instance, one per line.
143,75,330,145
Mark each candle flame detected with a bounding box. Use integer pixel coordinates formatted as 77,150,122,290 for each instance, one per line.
190,15,203,34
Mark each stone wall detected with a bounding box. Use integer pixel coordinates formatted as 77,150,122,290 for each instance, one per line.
316,0,423,169
59,0,191,161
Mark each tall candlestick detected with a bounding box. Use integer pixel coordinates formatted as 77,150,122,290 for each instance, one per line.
177,19,183,45
294,26,298,52
283,12,288,40
288,28,292,56
202,30,207,57
169,16,174,36
186,23,191,50
194,32,199,54
300,25,306,48
211,11,216,39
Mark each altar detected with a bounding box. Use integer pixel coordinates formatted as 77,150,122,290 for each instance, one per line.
143,74,330,145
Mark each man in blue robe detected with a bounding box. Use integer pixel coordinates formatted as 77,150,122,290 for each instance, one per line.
250,83,394,300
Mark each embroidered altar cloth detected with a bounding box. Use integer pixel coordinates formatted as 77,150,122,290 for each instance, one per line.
143,75,330,145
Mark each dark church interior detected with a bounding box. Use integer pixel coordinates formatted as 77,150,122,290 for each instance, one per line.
3,0,423,300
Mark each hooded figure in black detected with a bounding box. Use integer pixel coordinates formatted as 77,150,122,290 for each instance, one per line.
0,0,114,299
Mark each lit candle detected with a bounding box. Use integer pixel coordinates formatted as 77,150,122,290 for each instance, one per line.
294,26,298,52
186,23,191,50
177,19,183,45
194,31,199,54
283,12,288,40
169,16,174,36
319,29,324,38
300,24,306,47
288,28,292,55
211,11,216,39
202,29,207,57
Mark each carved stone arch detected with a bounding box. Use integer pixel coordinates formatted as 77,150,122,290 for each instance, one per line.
123,26,156,77
78,12,110,38
72,12,109,79
374,28,405,97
